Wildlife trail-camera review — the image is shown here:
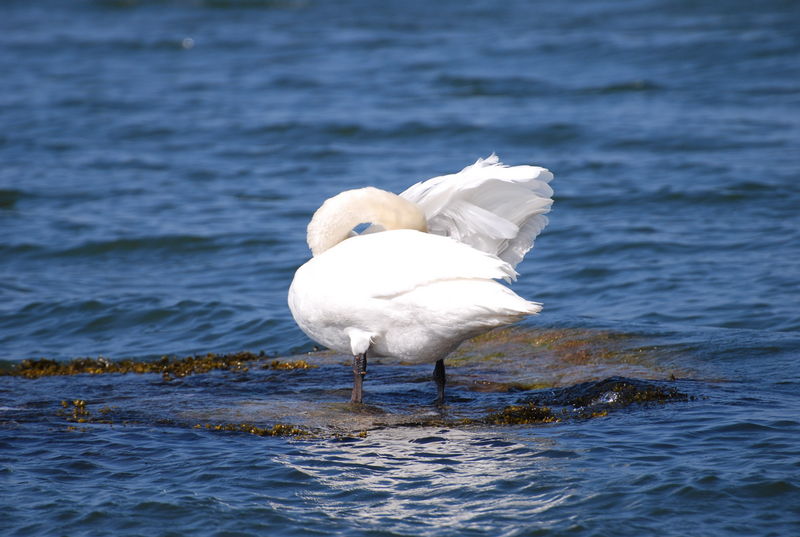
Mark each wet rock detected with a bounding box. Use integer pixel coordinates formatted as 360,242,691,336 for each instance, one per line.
6,328,697,438
521,376,690,409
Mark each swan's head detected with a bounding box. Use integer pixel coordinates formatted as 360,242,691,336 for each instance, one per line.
307,187,428,256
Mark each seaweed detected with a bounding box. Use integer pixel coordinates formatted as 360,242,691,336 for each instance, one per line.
2,352,316,379
479,404,561,425
193,422,309,437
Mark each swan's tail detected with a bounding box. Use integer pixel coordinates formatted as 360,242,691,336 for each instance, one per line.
400,154,553,268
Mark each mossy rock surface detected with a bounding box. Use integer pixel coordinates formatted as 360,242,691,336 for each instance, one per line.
2,327,698,438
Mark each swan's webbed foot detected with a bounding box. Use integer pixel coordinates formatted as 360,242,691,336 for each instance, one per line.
350,353,367,403
433,358,446,406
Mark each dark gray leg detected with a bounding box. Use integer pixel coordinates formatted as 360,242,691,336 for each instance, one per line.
433,359,446,405
351,353,367,403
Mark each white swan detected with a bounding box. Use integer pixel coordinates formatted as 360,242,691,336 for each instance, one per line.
288,154,554,404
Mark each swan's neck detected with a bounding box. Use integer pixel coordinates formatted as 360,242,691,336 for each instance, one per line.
307,187,428,256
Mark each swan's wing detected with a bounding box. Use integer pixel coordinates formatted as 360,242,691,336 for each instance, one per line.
304,230,518,301
400,154,554,269
288,229,541,360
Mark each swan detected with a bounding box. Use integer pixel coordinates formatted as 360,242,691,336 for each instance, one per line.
288,154,554,404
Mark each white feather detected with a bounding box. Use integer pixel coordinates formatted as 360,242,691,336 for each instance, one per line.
400,153,554,268
287,155,554,380
288,230,539,364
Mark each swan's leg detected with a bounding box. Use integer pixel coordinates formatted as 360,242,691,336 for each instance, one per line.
351,353,367,403
433,359,446,405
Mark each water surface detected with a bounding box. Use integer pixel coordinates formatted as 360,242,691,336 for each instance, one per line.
1,0,799,535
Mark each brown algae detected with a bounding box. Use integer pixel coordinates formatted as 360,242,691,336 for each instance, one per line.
263,359,316,371
9,326,694,438
3,351,316,379
446,326,690,389
66,399,90,423
480,404,561,425
193,422,309,437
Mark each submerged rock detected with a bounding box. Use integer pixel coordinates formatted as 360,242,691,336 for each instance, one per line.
4,327,696,438
521,376,691,410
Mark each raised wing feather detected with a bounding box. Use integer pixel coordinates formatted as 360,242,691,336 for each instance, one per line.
400,154,554,268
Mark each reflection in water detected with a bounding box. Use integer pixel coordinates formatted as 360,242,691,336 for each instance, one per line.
283,428,570,532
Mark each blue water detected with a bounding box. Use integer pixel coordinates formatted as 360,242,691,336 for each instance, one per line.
2,0,800,535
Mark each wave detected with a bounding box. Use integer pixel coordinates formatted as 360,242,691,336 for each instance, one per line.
0,188,27,210
54,235,219,257
555,180,798,209
0,296,292,361
237,119,587,149
436,74,558,98
580,79,664,94
1,234,283,260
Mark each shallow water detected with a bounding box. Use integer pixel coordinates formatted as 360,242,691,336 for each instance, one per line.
2,0,800,535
